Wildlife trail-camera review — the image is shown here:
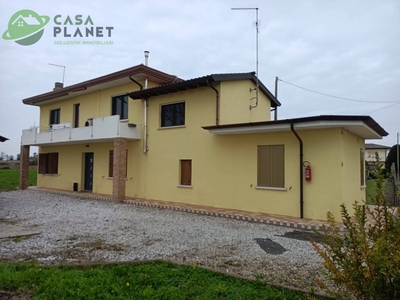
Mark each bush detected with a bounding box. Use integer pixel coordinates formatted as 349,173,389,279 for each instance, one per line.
311,155,400,299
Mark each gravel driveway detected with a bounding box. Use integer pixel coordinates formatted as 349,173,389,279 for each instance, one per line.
0,190,325,293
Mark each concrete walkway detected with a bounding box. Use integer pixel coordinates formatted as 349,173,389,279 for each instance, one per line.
0,223,41,239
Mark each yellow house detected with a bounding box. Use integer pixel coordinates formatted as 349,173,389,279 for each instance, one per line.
19,63,388,221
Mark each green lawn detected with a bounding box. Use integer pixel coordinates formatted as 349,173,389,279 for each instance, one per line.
0,169,37,190
0,261,324,299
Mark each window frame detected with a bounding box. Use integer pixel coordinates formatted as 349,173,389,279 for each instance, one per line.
38,152,59,175
160,101,185,128
111,95,128,120
49,108,60,125
360,148,365,187
257,145,285,189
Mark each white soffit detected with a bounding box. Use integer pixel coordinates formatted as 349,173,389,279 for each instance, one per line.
208,120,382,139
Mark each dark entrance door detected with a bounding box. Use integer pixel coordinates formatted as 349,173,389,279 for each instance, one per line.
84,152,94,191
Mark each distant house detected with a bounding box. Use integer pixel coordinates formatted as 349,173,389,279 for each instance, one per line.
19,63,388,221
365,143,391,166
0,135,9,142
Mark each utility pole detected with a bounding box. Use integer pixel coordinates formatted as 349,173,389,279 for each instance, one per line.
397,132,399,181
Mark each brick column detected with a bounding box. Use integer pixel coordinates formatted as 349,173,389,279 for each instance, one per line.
19,145,30,189
113,138,127,201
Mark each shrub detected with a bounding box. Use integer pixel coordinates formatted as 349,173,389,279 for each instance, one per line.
310,154,400,299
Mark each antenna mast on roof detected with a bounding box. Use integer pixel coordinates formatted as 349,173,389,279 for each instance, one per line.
231,7,259,110
49,63,66,85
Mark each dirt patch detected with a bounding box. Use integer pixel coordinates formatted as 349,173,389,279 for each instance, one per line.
0,290,31,300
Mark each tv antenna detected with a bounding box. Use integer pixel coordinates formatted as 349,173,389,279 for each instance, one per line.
48,63,66,85
231,7,259,109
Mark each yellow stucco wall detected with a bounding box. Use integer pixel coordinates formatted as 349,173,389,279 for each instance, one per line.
39,80,145,128
35,77,367,221
219,80,271,124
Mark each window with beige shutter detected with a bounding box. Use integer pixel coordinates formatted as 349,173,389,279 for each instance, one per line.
257,145,284,188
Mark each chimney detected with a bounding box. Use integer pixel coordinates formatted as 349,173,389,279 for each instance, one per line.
144,51,149,66
53,82,63,91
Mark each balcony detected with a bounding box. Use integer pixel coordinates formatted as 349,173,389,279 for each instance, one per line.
21,115,141,146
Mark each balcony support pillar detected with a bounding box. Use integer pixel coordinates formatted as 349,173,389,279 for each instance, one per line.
112,138,127,201
19,145,30,189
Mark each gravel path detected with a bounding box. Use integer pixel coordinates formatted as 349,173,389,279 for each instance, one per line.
0,190,325,293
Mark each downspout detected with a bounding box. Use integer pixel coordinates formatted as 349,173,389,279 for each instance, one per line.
207,81,219,126
143,78,148,153
129,75,148,153
290,123,304,219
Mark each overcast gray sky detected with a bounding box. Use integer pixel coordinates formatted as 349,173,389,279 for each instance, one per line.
1,0,399,157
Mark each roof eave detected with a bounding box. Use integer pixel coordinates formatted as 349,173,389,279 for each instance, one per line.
23,64,181,106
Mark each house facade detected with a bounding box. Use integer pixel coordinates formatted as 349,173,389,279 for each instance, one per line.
19,63,388,221
365,143,391,167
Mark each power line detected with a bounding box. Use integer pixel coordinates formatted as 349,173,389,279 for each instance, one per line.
279,78,400,104
367,102,400,114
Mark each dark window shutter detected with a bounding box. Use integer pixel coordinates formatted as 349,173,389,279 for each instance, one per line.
360,149,365,186
48,153,59,174
180,160,192,185
109,150,114,177
38,153,47,174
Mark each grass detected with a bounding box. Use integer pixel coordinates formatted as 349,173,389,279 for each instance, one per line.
0,261,326,299
366,179,387,205
0,169,37,190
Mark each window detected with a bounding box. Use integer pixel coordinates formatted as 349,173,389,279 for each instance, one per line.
108,150,128,178
49,109,60,125
180,159,192,186
360,149,365,186
257,145,284,188
161,102,185,127
73,104,80,128
38,153,59,174
112,95,128,120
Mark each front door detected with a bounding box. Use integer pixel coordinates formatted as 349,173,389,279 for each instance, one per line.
84,152,94,191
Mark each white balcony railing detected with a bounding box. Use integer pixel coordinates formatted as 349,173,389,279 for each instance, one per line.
21,115,141,146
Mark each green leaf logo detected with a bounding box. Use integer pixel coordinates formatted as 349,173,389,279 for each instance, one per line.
2,9,50,46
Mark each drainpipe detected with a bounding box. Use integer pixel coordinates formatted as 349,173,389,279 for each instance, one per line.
129,75,148,153
207,81,219,126
274,76,278,121
290,123,304,219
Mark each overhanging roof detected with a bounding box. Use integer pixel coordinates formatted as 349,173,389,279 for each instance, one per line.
202,115,388,139
23,64,182,106
127,72,281,107
365,143,391,149
0,135,9,142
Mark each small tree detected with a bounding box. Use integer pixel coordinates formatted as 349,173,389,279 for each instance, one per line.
385,144,399,178
311,154,400,299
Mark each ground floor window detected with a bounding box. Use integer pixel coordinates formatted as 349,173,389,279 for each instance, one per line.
180,159,192,186
38,153,59,174
257,145,284,188
109,150,128,178
360,148,365,186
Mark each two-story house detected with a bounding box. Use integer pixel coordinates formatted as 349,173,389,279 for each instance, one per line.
365,143,391,167
19,61,388,221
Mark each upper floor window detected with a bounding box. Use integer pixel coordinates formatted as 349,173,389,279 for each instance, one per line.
49,109,60,125
112,95,128,120
161,102,185,127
